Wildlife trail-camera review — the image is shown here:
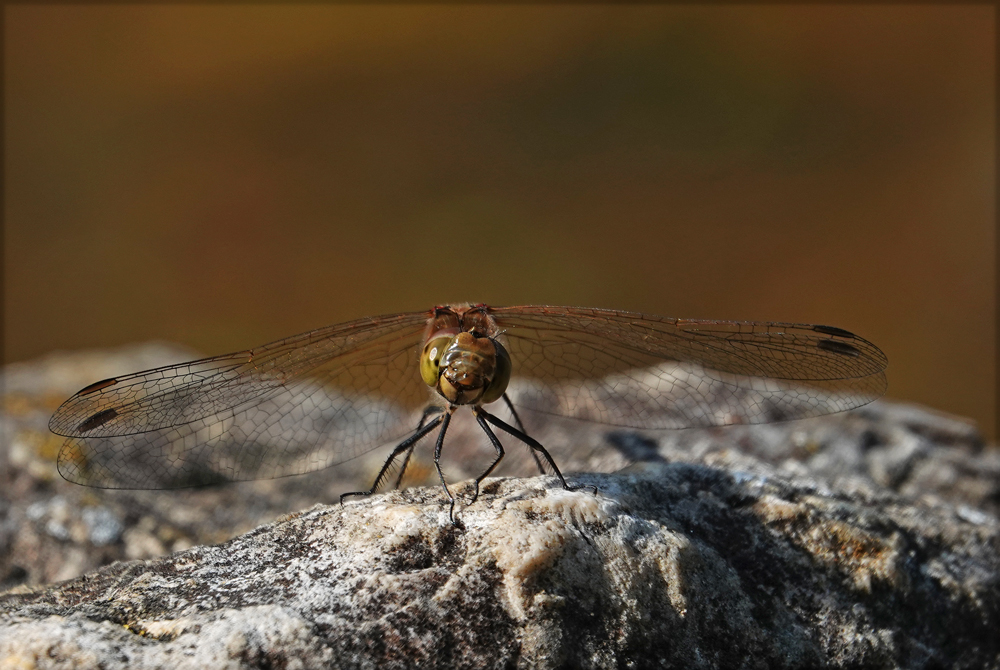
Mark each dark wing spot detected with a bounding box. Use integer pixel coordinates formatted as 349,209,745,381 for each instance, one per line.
78,378,118,395
77,408,118,433
765,406,790,423
813,325,856,339
817,339,861,357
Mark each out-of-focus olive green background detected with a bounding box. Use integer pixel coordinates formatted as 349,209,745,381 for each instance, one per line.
4,6,995,438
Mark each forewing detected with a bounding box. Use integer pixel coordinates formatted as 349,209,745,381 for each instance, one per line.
52,312,432,488
492,306,887,429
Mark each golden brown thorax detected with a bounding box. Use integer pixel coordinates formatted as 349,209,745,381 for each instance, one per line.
418,305,512,406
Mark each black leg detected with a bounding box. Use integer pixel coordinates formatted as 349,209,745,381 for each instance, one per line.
478,408,596,495
340,413,444,503
501,393,547,476
393,447,415,491
469,409,506,505
431,411,458,522
392,405,445,490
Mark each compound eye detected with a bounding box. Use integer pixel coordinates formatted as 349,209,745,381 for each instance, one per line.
480,339,511,405
420,336,454,387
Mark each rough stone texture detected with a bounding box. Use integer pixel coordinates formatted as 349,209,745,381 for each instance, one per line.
2,466,999,670
1,343,999,668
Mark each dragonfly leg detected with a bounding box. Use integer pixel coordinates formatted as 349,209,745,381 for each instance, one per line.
467,408,509,506
393,447,415,491
340,413,444,504
478,408,597,495
392,405,445,490
501,393,547,476
431,410,458,522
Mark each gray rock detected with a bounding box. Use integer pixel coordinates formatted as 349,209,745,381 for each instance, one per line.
1,464,998,669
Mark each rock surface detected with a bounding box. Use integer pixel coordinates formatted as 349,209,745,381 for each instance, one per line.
2,465,999,669
1,343,999,668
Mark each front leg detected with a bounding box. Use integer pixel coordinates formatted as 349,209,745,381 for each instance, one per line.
431,410,459,523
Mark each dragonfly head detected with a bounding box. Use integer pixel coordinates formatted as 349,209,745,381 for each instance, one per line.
420,330,511,406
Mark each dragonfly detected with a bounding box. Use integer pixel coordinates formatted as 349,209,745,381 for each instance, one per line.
49,304,887,518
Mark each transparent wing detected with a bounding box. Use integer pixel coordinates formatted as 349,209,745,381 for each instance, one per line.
51,312,432,489
491,306,887,429
50,304,889,489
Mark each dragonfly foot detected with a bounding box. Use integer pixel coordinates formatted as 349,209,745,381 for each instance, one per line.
339,490,372,505
565,482,599,496
466,482,483,506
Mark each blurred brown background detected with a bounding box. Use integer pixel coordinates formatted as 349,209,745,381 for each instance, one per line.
4,6,995,438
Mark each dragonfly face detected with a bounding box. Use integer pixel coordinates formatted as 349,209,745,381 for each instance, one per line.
419,305,512,406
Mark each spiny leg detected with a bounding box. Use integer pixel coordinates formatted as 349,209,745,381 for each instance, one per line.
431,410,458,522
392,405,445,490
340,413,444,503
468,408,507,505
502,393,547,476
392,447,415,491
478,408,597,494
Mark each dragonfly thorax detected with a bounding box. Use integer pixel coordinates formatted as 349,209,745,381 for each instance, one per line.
420,330,511,406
